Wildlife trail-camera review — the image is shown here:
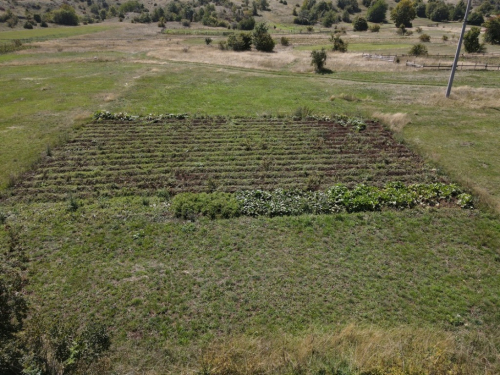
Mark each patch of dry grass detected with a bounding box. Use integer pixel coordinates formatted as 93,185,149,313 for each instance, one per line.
372,112,410,133
197,325,499,375
418,86,500,110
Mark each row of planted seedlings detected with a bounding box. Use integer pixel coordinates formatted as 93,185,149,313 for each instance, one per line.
6,114,444,202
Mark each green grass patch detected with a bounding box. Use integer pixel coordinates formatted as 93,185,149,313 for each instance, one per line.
0,24,118,42
3,198,499,371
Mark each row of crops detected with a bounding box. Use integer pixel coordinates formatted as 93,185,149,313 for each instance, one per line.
7,117,444,202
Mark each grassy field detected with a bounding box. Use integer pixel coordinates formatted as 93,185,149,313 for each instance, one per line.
1,20,500,374
0,24,117,41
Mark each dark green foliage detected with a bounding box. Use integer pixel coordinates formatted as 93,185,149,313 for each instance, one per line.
253,23,275,52
205,37,213,45
352,15,368,30
22,318,111,375
53,5,79,26
452,0,466,20
464,26,486,52
468,11,485,25
322,11,339,27
311,48,328,72
331,35,348,51
391,0,415,27
238,16,255,30
119,0,143,13
337,0,360,13
484,16,500,44
342,9,351,21
23,21,33,29
369,23,381,31
409,43,428,55
133,12,152,23
366,0,388,23
33,14,42,23
414,1,426,18
280,36,290,46
40,20,48,27
0,224,28,375
362,0,372,7
171,192,241,219
227,32,253,51
426,1,450,22
170,183,471,219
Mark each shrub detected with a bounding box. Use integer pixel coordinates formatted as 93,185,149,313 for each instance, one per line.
238,16,255,30
369,24,380,32
390,0,415,28
442,34,448,41
419,33,430,42
53,5,79,26
415,26,422,33
181,19,190,27
23,21,33,29
33,14,42,23
352,15,368,31
331,35,348,51
484,16,500,45
342,9,351,22
322,11,339,27
366,0,388,23
464,26,486,53
467,12,484,26
227,32,252,51
426,1,449,22
311,48,328,72
205,37,213,45
280,36,290,46
409,43,428,55
253,22,275,52
171,192,241,219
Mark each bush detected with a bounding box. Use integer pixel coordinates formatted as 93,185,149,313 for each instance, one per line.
181,19,190,27
171,192,241,219
415,26,422,33
331,35,348,51
53,5,79,26
442,34,448,41
280,36,290,46
33,14,42,23
426,1,449,22
227,32,252,51
366,0,388,23
253,23,275,52
238,16,255,30
205,37,213,45
409,43,428,55
369,24,380,32
352,15,368,31
311,48,328,72
484,16,500,45
464,26,486,53
419,33,430,42
467,12,484,26
322,11,339,27
23,21,33,29
391,0,415,28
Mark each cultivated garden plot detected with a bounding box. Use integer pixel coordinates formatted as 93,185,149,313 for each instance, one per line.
7,116,444,202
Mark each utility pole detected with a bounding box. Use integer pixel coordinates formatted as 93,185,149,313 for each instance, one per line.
446,0,473,98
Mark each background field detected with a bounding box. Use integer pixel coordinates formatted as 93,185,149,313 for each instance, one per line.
1,16,500,374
